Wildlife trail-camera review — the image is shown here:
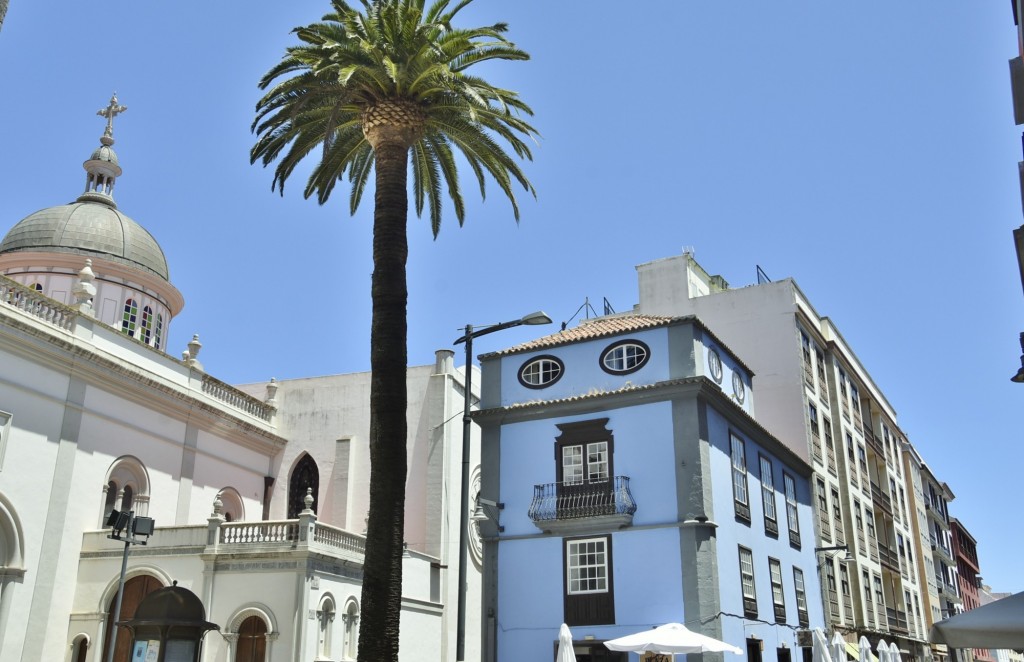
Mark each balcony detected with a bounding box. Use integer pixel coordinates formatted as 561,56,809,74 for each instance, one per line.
878,545,900,572
871,483,893,515
528,476,636,534
865,428,884,455
886,608,909,634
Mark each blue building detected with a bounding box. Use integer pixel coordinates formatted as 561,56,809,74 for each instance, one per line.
475,314,825,662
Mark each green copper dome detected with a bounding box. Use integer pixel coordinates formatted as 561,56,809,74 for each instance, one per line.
0,201,170,280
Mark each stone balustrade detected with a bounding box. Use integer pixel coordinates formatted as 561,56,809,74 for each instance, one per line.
0,275,76,331
201,374,275,422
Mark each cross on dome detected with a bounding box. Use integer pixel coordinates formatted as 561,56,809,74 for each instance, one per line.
96,93,127,145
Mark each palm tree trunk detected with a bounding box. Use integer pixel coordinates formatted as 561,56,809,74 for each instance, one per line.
358,138,410,662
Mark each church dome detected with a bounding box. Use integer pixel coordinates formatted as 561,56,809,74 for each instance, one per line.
0,202,169,280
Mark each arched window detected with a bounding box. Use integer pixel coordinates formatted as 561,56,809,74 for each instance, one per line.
121,299,138,337
120,485,134,512
318,595,336,659
101,456,150,524
71,634,90,662
236,615,268,662
29,283,43,292
103,481,118,524
288,454,319,519
140,306,153,345
154,314,164,350
218,487,245,522
342,598,359,660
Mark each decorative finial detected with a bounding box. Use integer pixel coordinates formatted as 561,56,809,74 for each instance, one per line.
265,378,279,405
96,93,127,145
303,487,314,511
72,259,97,316
212,494,223,516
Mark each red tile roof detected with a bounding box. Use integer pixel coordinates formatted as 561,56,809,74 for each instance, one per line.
480,314,677,358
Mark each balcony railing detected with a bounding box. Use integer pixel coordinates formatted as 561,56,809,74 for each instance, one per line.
528,476,636,523
878,545,900,572
871,483,893,514
886,608,909,634
1,276,76,331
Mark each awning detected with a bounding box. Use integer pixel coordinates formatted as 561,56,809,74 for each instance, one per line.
930,590,1024,648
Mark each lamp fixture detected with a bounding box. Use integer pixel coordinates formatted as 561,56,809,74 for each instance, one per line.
815,544,854,563
471,497,504,531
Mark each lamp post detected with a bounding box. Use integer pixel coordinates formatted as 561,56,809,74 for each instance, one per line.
104,509,155,662
815,544,853,563
452,311,552,661
1013,226,1024,383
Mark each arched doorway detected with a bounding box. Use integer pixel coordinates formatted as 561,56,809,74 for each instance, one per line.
236,615,268,662
288,454,319,518
101,574,161,662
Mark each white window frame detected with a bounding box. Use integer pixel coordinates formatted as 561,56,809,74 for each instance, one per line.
601,340,649,374
566,537,609,595
730,433,748,506
759,455,776,523
784,472,800,541
739,546,757,611
769,558,786,616
519,356,564,388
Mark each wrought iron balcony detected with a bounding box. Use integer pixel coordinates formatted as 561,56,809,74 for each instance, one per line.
528,476,636,533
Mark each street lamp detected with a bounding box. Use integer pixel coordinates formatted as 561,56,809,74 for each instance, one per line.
453,311,552,662
105,509,155,662
1013,226,1024,383
815,544,854,563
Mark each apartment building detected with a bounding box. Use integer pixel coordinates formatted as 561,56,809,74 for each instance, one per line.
631,251,933,659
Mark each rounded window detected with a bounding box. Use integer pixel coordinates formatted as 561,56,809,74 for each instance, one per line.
708,348,723,383
600,339,650,375
732,371,746,404
518,355,564,389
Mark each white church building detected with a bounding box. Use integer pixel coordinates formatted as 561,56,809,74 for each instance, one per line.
0,97,481,662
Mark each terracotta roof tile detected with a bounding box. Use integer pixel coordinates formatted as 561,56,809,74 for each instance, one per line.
481,314,679,358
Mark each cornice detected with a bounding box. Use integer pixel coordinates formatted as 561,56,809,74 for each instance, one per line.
0,308,286,453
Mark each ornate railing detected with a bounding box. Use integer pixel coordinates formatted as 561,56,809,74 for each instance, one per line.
528,476,636,522
202,374,274,422
0,275,76,331
313,522,366,556
220,520,298,544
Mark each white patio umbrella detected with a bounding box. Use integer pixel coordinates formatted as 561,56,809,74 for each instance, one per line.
857,636,874,662
831,632,847,662
875,638,891,662
604,623,743,655
812,628,834,662
887,641,902,662
556,623,577,662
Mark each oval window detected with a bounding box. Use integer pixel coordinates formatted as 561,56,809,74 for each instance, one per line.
518,355,564,389
732,371,746,404
600,339,650,375
708,348,723,383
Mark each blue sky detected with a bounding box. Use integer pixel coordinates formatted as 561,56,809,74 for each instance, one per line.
1,3,1021,593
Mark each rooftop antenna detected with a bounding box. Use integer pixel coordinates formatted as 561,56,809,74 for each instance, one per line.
561,297,600,330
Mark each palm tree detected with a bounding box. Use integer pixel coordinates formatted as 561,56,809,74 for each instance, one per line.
250,1,537,660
